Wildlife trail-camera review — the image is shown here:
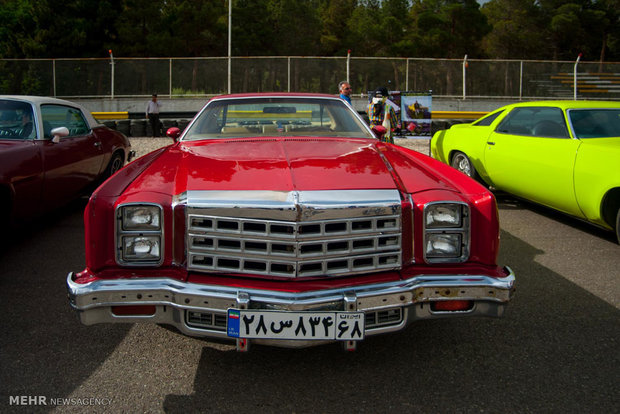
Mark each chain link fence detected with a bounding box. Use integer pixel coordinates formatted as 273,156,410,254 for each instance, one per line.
1,56,618,100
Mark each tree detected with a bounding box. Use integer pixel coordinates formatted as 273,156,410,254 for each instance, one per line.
232,0,277,55
346,0,385,56
267,0,322,55
410,0,491,58
114,0,167,56
595,0,620,61
481,0,547,59
317,0,357,55
159,0,228,57
381,0,413,56
0,0,122,58
0,0,617,61
0,0,41,58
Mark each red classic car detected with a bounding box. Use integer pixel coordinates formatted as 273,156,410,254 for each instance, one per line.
67,93,515,351
0,96,134,226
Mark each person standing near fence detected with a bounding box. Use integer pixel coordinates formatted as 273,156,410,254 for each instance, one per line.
367,87,397,144
146,93,162,137
338,81,352,106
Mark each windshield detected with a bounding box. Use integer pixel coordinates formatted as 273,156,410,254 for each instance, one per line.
182,97,375,141
0,100,35,139
568,109,620,139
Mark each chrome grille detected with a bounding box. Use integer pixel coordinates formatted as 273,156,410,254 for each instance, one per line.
184,190,403,278
365,308,403,329
186,310,227,331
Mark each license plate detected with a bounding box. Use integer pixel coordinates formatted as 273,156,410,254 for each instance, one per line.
227,309,365,341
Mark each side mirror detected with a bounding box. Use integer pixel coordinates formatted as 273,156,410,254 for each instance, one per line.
50,127,70,143
167,127,181,141
371,125,387,139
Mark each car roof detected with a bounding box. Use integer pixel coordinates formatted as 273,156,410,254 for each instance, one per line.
0,95,87,106
502,100,620,110
0,95,99,127
209,93,342,101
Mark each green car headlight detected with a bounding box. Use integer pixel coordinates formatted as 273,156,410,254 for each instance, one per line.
424,202,469,263
116,204,163,265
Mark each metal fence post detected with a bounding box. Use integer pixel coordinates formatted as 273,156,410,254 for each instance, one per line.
109,50,115,99
227,0,232,94
574,53,582,100
462,54,468,99
169,58,172,97
346,50,351,83
288,57,291,92
52,59,57,97
519,60,523,100
405,58,409,91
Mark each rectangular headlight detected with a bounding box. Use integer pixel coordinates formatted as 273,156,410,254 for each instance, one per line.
121,205,161,231
426,234,462,258
425,203,462,228
121,236,161,261
423,201,469,263
116,203,163,265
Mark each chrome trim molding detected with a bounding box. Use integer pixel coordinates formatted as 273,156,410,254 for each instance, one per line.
67,266,515,345
184,189,402,221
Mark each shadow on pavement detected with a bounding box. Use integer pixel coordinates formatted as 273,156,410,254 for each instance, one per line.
495,192,617,243
0,198,131,408
163,230,619,413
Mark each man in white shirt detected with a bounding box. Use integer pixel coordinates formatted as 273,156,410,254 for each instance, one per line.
146,94,162,137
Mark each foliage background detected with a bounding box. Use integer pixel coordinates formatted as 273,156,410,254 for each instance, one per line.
0,0,618,61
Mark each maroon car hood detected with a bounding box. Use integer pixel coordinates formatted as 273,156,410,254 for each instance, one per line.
122,138,454,196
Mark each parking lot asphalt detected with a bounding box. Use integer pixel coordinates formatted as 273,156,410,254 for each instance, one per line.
1,136,616,413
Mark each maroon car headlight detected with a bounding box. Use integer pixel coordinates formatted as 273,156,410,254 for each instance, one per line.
116,204,163,265
423,202,469,263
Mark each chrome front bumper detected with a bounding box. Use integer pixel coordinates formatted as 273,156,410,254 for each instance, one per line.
67,268,515,347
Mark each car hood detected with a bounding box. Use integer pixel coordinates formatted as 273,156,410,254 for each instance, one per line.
121,138,456,196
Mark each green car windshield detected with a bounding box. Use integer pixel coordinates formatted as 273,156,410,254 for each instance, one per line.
182,97,375,141
569,109,620,139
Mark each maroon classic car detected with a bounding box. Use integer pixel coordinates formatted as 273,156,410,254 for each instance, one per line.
67,93,515,351
0,96,133,225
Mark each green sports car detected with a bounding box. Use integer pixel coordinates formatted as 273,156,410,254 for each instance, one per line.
431,100,620,243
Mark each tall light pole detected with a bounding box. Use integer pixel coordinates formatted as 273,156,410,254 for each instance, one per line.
228,0,232,94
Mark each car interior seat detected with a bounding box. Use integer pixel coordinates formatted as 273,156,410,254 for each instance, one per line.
532,120,567,138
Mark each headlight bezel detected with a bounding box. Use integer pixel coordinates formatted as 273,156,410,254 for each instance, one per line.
423,201,470,263
116,203,164,266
